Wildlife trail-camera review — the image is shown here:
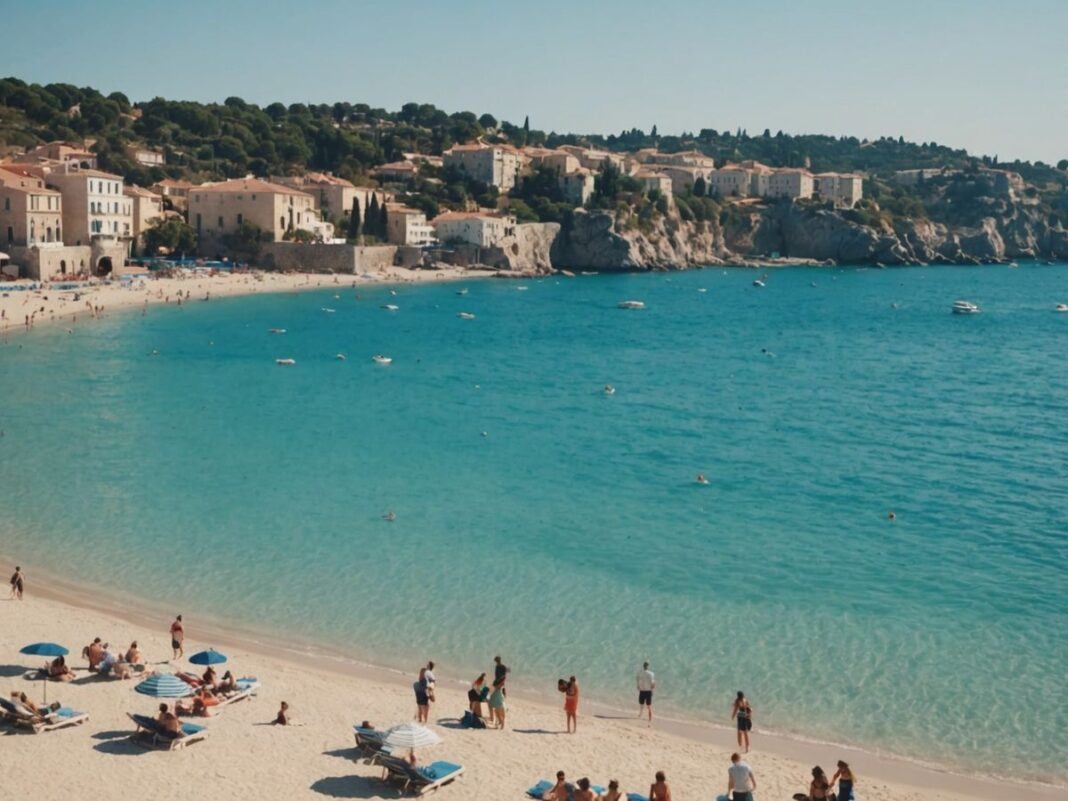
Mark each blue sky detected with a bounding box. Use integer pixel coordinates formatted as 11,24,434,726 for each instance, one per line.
3,0,1066,163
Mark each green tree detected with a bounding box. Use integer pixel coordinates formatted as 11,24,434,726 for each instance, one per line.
222,222,270,262
693,175,708,197
366,193,380,237
347,201,362,239
1058,159,1068,171
378,199,388,239
142,217,196,256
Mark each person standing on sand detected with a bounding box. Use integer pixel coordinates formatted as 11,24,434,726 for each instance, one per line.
831,761,856,801
9,566,24,600
170,614,184,659
561,675,579,733
424,660,437,703
413,668,430,723
488,680,506,728
493,655,509,693
732,691,754,752
728,752,757,801
637,661,656,722
650,771,672,801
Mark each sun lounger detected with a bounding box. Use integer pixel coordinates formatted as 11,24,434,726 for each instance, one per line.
127,712,207,751
375,754,464,795
353,725,391,758
216,677,260,706
0,697,89,734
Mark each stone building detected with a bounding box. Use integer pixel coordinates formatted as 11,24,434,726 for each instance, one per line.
0,166,63,247
187,178,317,254
431,211,516,247
444,144,521,190
123,184,165,249
385,204,435,246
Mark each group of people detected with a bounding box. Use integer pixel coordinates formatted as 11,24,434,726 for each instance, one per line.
729,752,856,801
540,770,672,801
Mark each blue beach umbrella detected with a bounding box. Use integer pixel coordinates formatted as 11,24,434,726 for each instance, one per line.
135,673,194,699
20,642,69,704
189,649,228,667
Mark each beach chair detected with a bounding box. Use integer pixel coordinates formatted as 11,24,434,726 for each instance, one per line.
375,754,464,795
127,712,208,751
216,677,260,707
0,697,89,734
353,725,391,759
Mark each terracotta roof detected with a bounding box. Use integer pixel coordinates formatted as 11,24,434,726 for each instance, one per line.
192,178,312,197
431,211,502,223
303,171,355,187
374,161,418,172
46,166,123,180
124,184,162,199
0,166,60,192
154,178,194,189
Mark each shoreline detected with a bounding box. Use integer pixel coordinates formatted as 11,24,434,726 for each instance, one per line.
0,264,496,339
3,554,1063,801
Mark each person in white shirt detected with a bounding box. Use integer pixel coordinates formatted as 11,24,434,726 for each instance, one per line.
727,752,756,801
636,662,656,722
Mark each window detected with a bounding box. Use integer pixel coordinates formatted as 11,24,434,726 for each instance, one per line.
196,213,202,232
6,226,11,243
280,216,285,229
3,198,8,211
56,227,60,241
29,221,35,242
237,213,243,225
218,216,224,228
46,226,52,242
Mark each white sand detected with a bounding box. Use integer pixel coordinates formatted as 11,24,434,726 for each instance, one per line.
2,580,1056,801
0,265,494,337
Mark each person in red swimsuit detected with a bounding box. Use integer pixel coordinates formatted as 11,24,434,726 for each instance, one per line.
562,676,579,734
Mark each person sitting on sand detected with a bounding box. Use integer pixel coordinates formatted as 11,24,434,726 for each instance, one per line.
157,703,181,735
48,655,74,681
728,753,756,801
124,641,143,665
650,771,672,801
601,779,623,801
84,637,104,670
575,777,596,801
542,771,569,801
831,761,855,801
274,701,291,725
99,647,132,679
201,666,218,689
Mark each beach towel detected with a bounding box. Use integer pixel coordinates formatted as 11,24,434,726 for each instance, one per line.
420,761,462,781
528,780,553,798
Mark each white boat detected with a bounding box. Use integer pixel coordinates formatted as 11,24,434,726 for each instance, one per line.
372,355,392,365
389,289,398,296
516,286,529,291
697,288,707,293
458,312,476,320
275,358,296,366
753,279,766,288
321,307,336,313
268,328,286,334
335,354,347,361
381,304,399,311
456,288,468,295
559,269,576,277
952,300,981,315
617,300,645,310
1056,304,1068,313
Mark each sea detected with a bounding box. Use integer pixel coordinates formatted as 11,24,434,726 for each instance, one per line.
1,262,1065,783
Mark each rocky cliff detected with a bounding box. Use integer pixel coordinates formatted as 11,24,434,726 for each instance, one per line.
549,190,1066,271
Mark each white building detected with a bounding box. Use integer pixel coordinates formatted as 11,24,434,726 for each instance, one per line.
444,144,521,190
386,204,435,246
431,211,516,247
813,173,863,207
559,170,595,205
633,169,674,198
766,169,814,200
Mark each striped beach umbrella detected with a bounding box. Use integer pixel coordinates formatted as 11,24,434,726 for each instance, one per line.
189,649,227,666
135,673,194,698
383,722,442,751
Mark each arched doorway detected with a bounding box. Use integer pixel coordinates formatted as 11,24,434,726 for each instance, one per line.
60,260,67,275
96,257,113,276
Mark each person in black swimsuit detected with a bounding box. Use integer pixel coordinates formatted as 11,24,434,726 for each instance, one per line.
731,691,753,752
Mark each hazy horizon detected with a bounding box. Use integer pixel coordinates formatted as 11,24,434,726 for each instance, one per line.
3,0,1066,164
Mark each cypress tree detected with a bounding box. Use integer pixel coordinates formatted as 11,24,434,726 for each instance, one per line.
347,201,361,239
366,193,379,238
378,199,388,240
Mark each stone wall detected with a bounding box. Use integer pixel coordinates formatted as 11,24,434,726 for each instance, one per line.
7,244,91,280
258,243,399,273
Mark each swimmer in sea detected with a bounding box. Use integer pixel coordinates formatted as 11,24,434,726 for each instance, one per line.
697,474,709,485
604,385,616,395
888,511,896,522
384,511,396,522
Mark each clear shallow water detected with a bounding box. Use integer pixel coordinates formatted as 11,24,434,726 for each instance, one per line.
1,264,1066,781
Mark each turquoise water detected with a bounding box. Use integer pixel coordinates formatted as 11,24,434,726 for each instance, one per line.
1,264,1066,781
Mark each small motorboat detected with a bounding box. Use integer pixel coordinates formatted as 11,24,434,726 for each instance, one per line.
381,304,399,311
581,271,597,276
389,289,398,296
697,288,708,293
372,355,392,365
617,300,645,310
321,307,336,313
516,286,529,291
559,269,576,278
1055,304,1068,313
456,288,468,295
952,300,981,315
335,354,347,361
458,312,476,320
1008,262,1019,268
753,279,766,288
275,358,296,366
268,328,286,334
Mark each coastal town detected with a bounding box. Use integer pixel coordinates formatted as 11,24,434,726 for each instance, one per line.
0,134,872,281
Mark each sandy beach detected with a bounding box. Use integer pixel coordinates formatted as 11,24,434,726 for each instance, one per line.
0,265,495,338
2,570,1058,801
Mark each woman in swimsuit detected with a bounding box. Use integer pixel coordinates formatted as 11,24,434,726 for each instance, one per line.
488,681,506,729
808,766,832,801
602,780,623,801
574,777,596,801
650,771,672,801
563,676,579,734
468,673,486,714
48,655,74,681
831,761,855,801
731,691,753,752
